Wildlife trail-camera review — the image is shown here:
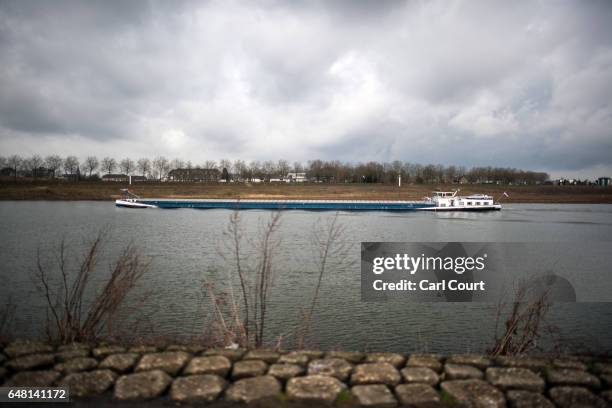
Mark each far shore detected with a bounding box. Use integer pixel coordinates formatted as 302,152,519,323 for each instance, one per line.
1,179,612,203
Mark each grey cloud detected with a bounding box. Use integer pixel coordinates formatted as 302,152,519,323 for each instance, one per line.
0,0,611,176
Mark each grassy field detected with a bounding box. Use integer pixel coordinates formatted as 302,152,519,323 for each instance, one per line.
1,179,612,203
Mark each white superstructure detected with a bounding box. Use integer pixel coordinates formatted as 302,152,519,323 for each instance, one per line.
422,191,501,211
115,189,157,209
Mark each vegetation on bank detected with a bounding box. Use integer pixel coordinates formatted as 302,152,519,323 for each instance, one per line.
1,179,612,203
1,154,550,185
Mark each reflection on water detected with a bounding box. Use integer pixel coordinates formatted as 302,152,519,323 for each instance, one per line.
0,201,611,352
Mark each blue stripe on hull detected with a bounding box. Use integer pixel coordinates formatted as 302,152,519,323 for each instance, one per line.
138,200,435,211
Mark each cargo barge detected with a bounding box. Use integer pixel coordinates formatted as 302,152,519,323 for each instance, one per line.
115,190,502,211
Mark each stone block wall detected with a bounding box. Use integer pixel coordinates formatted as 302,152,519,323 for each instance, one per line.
1,341,611,406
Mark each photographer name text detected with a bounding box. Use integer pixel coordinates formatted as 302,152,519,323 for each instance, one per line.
371,253,488,292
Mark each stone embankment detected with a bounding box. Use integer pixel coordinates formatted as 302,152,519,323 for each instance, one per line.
1,341,611,407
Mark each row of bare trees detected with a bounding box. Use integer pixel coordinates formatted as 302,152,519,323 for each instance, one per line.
0,154,170,180
1,154,549,184
305,160,549,185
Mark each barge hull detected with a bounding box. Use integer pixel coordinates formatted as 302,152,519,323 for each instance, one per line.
419,205,502,211
115,199,438,211
136,199,435,211
115,189,502,211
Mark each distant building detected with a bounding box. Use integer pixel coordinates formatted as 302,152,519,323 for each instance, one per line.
0,167,16,177
167,168,220,182
597,177,611,187
130,175,147,183
285,172,306,183
554,178,590,186
26,167,54,178
102,174,129,182
60,173,80,181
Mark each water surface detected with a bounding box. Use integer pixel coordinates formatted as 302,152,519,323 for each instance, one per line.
1,201,611,353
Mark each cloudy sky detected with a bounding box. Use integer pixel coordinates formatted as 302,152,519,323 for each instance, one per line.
1,0,611,177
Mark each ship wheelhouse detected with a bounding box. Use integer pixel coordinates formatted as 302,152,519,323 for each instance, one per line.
428,191,498,210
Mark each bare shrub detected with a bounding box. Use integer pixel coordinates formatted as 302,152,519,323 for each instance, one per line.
204,211,282,348
252,211,282,347
296,212,348,348
0,296,16,343
489,278,556,357
33,230,150,344
202,282,246,347
204,210,347,350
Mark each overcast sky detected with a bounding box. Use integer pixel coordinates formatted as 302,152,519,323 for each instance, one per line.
1,0,611,177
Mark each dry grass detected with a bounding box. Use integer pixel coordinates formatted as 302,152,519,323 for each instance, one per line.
2,179,612,203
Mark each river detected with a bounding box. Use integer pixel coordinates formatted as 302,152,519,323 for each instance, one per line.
1,201,611,353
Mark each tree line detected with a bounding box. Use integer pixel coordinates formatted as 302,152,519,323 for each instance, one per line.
0,154,549,185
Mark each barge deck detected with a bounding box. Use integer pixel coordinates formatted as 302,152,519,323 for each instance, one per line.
116,198,436,211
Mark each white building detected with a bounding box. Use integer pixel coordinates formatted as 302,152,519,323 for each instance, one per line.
286,172,306,182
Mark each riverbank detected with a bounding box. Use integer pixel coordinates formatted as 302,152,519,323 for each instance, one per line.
1,180,612,203
1,341,611,406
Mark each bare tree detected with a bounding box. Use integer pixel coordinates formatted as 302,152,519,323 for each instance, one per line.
220,159,232,177
136,158,151,177
308,159,324,182
7,155,22,180
445,165,457,184
293,161,303,173
0,156,6,169
252,212,282,346
277,160,290,178
203,160,217,170
152,156,169,181
64,156,79,177
119,158,135,175
101,157,117,174
249,161,261,180
296,213,348,348
262,160,276,180
233,159,247,181
170,158,184,171
83,156,99,177
26,154,44,177
214,211,250,346
45,155,63,178
206,211,282,348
